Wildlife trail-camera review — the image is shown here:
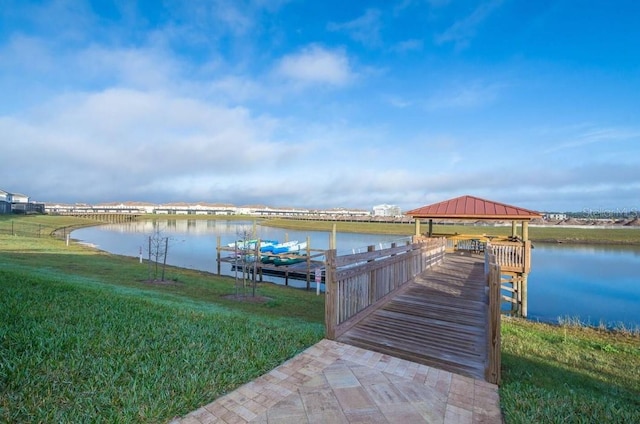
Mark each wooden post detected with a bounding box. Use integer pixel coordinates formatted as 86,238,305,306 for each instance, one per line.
368,245,375,305
486,263,502,384
428,219,433,237
522,221,529,241
511,275,517,315
511,221,517,237
522,239,531,317
252,244,258,293
324,249,337,339
523,240,532,273
516,275,522,316
522,274,528,318
414,219,421,236
330,223,337,250
216,235,221,275
305,236,311,290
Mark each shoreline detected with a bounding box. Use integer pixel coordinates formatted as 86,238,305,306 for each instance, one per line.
530,238,640,246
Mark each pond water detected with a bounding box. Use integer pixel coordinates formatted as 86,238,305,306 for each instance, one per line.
527,243,640,328
71,220,640,329
71,219,411,289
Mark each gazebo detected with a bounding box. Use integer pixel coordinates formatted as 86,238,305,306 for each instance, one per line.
405,195,542,317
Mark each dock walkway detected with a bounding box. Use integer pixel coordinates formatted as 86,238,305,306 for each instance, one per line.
337,253,488,380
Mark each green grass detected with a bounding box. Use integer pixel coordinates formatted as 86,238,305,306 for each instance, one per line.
0,214,97,238
500,318,640,423
0,271,323,423
0,232,325,323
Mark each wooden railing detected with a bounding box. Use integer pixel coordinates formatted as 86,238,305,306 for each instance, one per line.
487,240,531,273
445,236,486,253
484,248,502,385
325,237,447,339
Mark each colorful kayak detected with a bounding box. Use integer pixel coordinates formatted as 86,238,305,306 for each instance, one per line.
260,240,299,253
273,255,307,266
228,239,278,250
264,240,308,254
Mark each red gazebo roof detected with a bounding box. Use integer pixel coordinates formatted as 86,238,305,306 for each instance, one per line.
405,195,542,221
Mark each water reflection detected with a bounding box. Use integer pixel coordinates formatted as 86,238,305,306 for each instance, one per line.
72,220,410,289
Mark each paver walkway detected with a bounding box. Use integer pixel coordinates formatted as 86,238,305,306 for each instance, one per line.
171,339,502,424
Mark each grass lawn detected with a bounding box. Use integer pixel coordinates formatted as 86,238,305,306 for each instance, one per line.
500,318,640,423
0,271,323,423
1,215,639,422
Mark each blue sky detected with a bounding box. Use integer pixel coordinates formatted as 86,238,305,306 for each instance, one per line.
1,0,639,213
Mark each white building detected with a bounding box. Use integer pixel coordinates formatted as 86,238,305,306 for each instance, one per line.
0,189,44,214
372,204,401,217
544,213,568,220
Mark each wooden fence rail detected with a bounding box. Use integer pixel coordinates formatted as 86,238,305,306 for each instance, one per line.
325,237,446,340
488,240,531,273
486,239,532,317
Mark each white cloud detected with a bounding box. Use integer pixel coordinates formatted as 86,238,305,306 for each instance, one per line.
77,45,182,90
387,96,413,108
435,0,503,49
275,45,354,86
0,88,297,201
208,75,274,103
327,9,382,47
425,80,504,110
544,127,640,154
0,35,57,73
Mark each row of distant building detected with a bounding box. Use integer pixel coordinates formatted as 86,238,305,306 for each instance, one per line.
1,189,578,221
0,189,403,218
45,201,404,218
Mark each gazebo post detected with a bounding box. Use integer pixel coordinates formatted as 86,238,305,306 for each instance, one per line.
428,219,433,237
521,220,530,317
414,219,421,237
511,221,517,238
521,275,528,318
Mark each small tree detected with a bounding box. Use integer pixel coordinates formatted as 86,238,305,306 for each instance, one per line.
232,225,258,297
146,225,170,281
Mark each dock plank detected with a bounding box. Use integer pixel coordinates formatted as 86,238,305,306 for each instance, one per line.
337,252,488,380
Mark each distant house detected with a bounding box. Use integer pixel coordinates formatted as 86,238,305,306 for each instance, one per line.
373,204,402,217
544,213,567,220
0,189,45,214
10,192,29,203
0,190,10,214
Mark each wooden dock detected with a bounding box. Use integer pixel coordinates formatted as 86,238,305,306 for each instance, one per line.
336,252,489,380
216,235,327,288
228,259,326,287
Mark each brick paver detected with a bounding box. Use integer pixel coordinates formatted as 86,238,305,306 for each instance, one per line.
170,339,502,424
